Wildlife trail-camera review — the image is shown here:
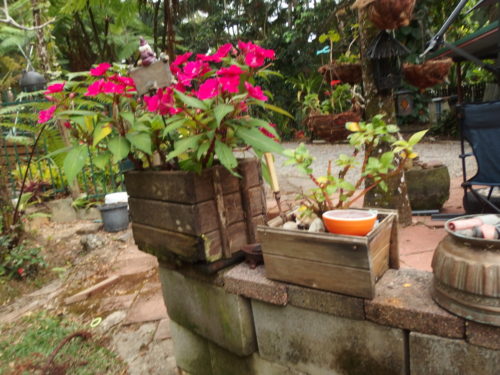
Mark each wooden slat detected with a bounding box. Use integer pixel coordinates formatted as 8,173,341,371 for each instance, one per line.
132,223,204,261
263,253,374,298
257,226,370,269
124,159,261,204
129,194,245,236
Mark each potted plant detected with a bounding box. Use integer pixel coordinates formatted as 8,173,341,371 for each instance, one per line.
303,80,363,142
257,115,427,298
37,41,287,269
352,0,417,30
403,59,453,90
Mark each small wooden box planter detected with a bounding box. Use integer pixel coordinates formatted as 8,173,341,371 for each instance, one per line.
257,210,399,299
124,159,266,267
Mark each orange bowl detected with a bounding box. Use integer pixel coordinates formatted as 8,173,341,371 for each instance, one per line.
322,210,377,236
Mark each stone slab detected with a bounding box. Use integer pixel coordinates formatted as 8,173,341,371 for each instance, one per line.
170,321,213,375
410,332,500,375
64,275,121,305
124,287,167,324
47,197,78,223
287,284,364,320
466,320,500,350
251,354,307,375
159,266,257,356
154,318,172,341
208,341,252,375
252,301,406,375
224,264,288,305
365,269,465,338
75,222,103,235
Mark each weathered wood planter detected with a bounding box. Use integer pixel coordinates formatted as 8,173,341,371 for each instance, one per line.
257,210,398,299
124,159,266,268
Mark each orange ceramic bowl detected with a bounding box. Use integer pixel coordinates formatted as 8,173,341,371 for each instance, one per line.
322,210,377,236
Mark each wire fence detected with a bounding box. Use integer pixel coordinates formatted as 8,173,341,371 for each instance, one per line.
0,99,124,200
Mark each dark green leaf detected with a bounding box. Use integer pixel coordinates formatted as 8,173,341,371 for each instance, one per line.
126,132,152,154
214,140,238,172
174,89,207,110
108,136,131,161
63,145,88,183
214,104,234,127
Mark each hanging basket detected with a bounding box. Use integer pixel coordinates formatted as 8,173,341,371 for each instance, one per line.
318,63,363,85
352,0,416,30
403,59,453,90
306,112,361,143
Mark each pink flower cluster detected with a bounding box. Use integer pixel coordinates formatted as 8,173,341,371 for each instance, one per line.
84,64,136,97
145,41,274,114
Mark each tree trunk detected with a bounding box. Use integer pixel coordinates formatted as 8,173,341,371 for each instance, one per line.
0,159,13,235
358,8,412,226
31,0,52,73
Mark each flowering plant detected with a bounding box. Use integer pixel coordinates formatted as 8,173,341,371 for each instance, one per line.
302,80,354,117
37,41,287,182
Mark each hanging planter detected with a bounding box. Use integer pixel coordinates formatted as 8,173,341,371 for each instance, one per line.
352,0,416,30
318,63,363,85
403,59,453,90
306,112,361,143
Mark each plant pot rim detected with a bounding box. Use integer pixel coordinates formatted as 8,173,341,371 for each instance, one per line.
445,214,500,248
322,209,378,221
99,202,128,211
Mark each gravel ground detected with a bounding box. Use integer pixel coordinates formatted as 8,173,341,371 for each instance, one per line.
273,140,475,194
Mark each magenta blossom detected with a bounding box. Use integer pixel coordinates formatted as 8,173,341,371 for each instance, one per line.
38,105,56,124
44,82,65,95
196,78,220,100
84,79,105,96
183,60,210,79
170,52,193,74
197,43,234,63
244,82,268,101
90,62,112,76
238,41,275,68
217,65,244,93
259,122,278,141
102,81,125,94
110,74,135,88
144,88,180,116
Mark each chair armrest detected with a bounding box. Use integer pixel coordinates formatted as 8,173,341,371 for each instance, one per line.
459,152,473,159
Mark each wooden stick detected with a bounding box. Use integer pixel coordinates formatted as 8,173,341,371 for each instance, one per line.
264,152,279,192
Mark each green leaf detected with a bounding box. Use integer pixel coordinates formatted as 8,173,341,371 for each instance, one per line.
163,118,186,137
167,134,203,159
235,127,284,154
93,152,112,170
215,140,238,172
108,136,131,161
120,112,135,127
126,132,152,155
257,102,294,119
93,124,112,146
408,129,428,146
63,145,88,183
196,141,211,160
174,89,207,110
214,104,234,127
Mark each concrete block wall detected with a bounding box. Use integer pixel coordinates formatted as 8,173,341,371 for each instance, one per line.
159,263,500,375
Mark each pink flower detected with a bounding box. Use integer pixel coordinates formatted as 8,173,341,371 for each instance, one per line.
144,88,179,115
330,80,342,87
63,121,71,129
238,101,249,112
238,41,275,68
259,123,278,141
183,61,210,79
171,52,193,74
217,65,244,93
84,79,105,96
196,43,234,63
17,267,25,276
244,82,268,101
44,82,65,95
110,74,135,87
38,105,56,124
90,62,112,76
196,78,219,100
102,81,125,94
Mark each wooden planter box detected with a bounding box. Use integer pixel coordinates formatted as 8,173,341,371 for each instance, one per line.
124,159,266,268
257,210,399,299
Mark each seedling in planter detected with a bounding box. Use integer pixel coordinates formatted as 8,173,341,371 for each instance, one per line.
284,114,427,218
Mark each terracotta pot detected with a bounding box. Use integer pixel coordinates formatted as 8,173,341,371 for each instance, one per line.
306,112,361,143
318,63,363,85
403,59,453,90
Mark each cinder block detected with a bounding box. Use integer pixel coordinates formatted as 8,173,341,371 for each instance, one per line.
410,332,500,375
208,341,252,375
287,284,364,320
159,266,257,356
170,321,212,375
252,301,406,375
251,354,307,375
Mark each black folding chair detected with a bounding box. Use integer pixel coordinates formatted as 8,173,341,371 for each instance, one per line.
460,101,500,214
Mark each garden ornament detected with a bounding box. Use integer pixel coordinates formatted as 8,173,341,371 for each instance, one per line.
139,37,157,67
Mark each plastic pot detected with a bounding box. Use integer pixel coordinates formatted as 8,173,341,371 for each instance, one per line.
99,202,129,232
